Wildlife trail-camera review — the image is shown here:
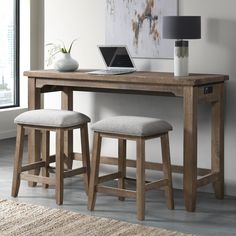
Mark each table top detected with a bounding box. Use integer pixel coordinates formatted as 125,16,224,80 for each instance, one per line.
24,70,229,87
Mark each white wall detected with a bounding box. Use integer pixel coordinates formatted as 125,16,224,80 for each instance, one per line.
44,0,236,196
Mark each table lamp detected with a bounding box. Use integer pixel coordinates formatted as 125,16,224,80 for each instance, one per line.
162,16,201,77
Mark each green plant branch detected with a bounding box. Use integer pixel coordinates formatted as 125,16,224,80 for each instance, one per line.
68,39,78,53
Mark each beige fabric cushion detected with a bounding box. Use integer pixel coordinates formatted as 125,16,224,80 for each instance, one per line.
91,116,172,137
14,109,90,128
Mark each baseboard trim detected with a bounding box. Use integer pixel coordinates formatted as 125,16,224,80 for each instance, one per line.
0,129,17,140
0,107,27,140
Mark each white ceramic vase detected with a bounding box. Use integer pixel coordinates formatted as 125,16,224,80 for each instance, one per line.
174,40,189,77
54,53,78,72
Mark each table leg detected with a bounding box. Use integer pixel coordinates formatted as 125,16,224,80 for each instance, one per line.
61,87,73,169
28,78,41,187
183,86,198,212
211,84,224,199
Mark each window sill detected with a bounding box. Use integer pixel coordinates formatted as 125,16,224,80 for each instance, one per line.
0,106,28,113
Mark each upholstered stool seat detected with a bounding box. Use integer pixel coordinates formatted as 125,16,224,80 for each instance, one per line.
12,109,91,205
88,116,174,220
14,109,90,128
91,116,173,136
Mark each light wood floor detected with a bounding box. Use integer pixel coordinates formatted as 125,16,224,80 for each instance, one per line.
0,137,235,236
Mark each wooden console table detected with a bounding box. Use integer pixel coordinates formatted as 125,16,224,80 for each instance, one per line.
24,70,229,212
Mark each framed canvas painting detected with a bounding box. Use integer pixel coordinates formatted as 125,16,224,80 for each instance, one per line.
106,0,178,58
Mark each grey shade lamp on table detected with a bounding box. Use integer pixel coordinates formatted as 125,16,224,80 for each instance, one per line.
162,16,201,77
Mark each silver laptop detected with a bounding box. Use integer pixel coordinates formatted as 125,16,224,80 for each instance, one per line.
88,45,136,75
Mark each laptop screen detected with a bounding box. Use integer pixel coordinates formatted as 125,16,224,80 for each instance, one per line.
99,46,134,68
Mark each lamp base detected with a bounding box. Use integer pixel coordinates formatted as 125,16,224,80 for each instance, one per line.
174,40,189,77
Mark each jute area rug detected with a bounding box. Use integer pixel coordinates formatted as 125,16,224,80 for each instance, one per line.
0,200,191,236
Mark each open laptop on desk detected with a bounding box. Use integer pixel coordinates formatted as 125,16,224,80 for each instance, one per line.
88,45,136,75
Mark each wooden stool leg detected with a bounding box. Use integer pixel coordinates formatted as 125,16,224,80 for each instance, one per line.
136,138,145,221
118,139,126,201
88,132,102,211
161,133,174,210
56,129,64,205
28,129,41,187
42,130,50,188
12,125,25,197
80,124,90,195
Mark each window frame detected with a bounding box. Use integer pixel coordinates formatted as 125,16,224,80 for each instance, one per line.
0,0,20,109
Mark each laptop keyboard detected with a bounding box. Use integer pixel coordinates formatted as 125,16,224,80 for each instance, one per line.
88,69,135,75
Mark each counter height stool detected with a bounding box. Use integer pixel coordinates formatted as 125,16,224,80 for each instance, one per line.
12,109,90,205
88,116,174,220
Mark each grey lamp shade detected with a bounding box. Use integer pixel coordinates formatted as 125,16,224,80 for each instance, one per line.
162,16,201,39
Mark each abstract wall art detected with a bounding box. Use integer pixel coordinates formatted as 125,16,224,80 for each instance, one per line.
106,0,178,58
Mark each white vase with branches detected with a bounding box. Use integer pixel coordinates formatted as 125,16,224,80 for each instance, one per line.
46,39,79,72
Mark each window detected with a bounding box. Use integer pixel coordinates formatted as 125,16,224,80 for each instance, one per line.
0,0,19,108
